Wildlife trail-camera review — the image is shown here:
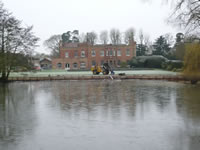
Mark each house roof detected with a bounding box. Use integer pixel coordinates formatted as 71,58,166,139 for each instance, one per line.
40,58,52,62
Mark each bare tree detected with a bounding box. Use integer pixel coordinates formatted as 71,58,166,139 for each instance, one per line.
79,32,86,43
164,33,174,46
139,30,144,45
86,31,98,45
136,30,151,56
144,34,150,46
143,0,200,34
124,27,136,44
43,35,61,58
168,0,200,34
99,30,108,44
0,2,39,82
110,28,121,45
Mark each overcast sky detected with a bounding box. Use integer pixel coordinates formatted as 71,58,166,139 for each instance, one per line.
3,0,181,53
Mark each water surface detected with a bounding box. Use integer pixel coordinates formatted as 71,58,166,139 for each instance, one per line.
0,80,200,150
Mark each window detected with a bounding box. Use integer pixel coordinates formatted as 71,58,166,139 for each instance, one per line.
91,50,96,57
74,51,78,57
65,63,69,68
57,63,62,69
117,50,121,56
81,51,85,57
117,60,121,66
100,50,104,56
80,62,86,69
65,52,69,58
92,60,96,66
101,60,104,66
65,63,70,68
73,63,78,68
113,50,116,56
106,50,109,56
109,50,113,56
126,49,130,56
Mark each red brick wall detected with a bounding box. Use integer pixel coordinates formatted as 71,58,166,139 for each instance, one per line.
52,42,136,70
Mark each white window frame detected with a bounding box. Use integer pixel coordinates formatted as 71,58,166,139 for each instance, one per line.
106,50,109,56
126,49,130,56
117,50,121,56
80,62,86,68
73,63,78,68
100,50,104,57
81,51,85,58
65,52,69,58
113,50,116,56
109,50,113,56
57,63,62,68
91,50,96,57
65,63,70,68
74,51,78,58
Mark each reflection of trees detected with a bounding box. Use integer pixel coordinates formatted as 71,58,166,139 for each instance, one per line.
1,81,199,149
0,83,36,145
44,80,200,149
176,84,200,123
182,86,200,121
129,81,177,118
175,85,200,150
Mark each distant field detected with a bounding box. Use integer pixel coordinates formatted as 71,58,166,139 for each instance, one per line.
9,70,178,77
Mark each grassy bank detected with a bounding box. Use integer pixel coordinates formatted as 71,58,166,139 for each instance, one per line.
8,70,178,78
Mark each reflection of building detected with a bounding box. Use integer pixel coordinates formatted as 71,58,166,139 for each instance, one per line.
52,41,136,70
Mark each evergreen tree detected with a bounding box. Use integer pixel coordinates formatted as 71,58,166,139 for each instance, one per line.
136,44,147,56
153,36,171,56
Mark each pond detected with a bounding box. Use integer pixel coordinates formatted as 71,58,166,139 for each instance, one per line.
0,80,200,150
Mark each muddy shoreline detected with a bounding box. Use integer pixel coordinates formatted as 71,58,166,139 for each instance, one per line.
8,74,188,82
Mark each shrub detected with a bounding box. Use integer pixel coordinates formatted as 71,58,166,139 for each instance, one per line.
120,62,128,68
164,60,183,71
167,65,172,71
129,55,168,68
172,68,177,72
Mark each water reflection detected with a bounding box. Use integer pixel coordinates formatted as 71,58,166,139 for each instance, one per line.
0,83,37,149
50,81,137,121
177,85,200,150
0,80,200,150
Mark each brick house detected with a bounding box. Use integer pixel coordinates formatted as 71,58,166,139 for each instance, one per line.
40,58,52,70
52,41,136,70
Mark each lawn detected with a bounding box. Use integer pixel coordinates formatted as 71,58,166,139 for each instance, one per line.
9,69,178,77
